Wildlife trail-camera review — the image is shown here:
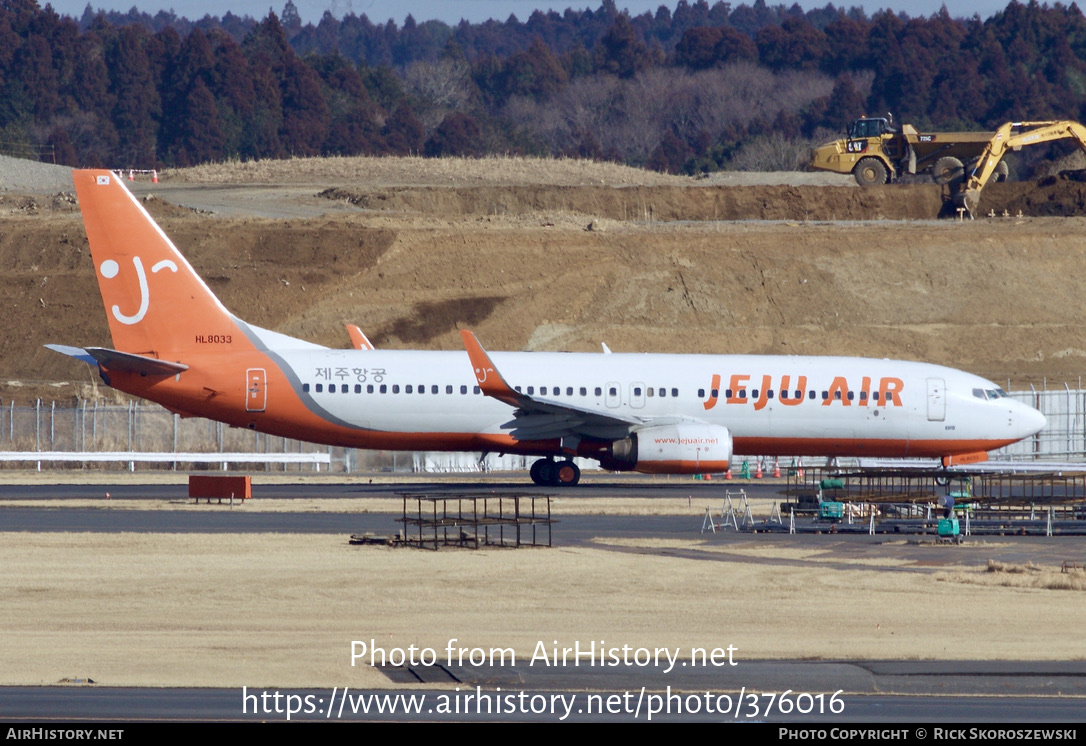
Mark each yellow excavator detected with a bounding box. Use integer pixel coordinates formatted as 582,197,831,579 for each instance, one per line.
955,120,1086,214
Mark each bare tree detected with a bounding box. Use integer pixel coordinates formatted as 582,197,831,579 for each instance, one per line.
504,62,838,167
403,58,475,130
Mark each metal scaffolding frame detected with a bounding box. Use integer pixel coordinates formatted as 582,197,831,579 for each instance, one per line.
398,492,553,550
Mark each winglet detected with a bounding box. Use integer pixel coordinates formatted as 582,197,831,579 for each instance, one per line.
346,324,375,350
460,330,522,407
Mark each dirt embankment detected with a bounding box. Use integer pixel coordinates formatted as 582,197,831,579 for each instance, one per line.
320,178,1086,222
322,183,949,221
15,200,1086,404
7,156,1086,403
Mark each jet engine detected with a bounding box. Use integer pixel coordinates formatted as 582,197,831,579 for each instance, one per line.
599,423,733,474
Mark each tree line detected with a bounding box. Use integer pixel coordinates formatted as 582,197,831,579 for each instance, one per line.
2,0,1085,174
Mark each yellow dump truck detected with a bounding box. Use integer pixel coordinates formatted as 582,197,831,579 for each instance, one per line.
810,117,1007,186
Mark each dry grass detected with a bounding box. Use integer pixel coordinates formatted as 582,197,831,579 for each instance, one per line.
590,537,945,567
3,532,1086,688
937,559,1086,591
163,155,693,188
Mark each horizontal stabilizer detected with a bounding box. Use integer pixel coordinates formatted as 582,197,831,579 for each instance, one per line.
44,344,98,366
47,344,188,376
86,347,189,376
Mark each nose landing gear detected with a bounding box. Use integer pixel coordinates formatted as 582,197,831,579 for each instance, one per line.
530,457,581,486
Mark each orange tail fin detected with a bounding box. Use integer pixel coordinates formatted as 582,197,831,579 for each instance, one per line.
73,169,241,358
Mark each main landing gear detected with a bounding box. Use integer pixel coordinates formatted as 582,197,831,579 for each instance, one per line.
529,457,581,486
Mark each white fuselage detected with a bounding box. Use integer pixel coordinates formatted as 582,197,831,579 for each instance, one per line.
258,347,1043,458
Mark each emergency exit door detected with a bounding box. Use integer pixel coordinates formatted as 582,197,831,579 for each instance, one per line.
926,378,945,422
246,368,266,412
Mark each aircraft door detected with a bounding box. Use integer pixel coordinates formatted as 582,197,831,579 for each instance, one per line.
606,382,621,408
926,377,945,422
246,368,267,412
630,382,646,409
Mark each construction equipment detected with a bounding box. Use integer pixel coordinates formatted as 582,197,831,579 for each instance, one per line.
810,116,1005,187
955,120,1086,214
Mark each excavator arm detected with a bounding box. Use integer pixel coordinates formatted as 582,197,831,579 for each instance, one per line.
956,120,1086,214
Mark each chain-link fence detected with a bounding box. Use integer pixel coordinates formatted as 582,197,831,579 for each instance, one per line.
0,400,551,473
1,385,1083,472
994,383,1086,462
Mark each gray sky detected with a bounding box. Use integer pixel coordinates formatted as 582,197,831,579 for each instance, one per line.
45,0,1014,26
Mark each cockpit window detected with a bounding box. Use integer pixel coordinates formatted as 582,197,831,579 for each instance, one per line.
973,387,1010,401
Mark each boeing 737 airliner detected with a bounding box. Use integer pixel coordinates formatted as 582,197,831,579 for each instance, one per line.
48,170,1047,485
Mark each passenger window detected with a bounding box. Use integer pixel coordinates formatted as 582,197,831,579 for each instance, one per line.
354,384,361,393
445,385,452,394
419,385,425,394
392,385,400,394
781,390,788,400
528,386,535,395
566,387,573,396
460,385,468,394
302,383,310,393
406,385,413,394
580,387,587,396
767,390,774,399
609,387,617,396
342,384,348,393
859,391,867,400
821,391,828,400
738,390,746,399
595,387,602,396
698,389,705,398
646,388,654,397
846,391,853,400
380,384,387,394
751,389,759,399
515,386,522,392
672,388,678,397
634,387,642,396
367,384,374,394
315,384,323,393
712,388,720,398
474,386,480,394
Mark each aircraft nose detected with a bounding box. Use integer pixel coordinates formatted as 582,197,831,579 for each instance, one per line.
1018,403,1047,437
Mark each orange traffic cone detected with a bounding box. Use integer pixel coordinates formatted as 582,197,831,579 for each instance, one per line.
152,169,158,183
797,457,805,479
773,459,781,478
725,467,732,480
754,460,763,479
128,169,134,180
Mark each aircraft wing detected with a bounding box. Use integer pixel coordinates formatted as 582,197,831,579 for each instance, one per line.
461,330,643,441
